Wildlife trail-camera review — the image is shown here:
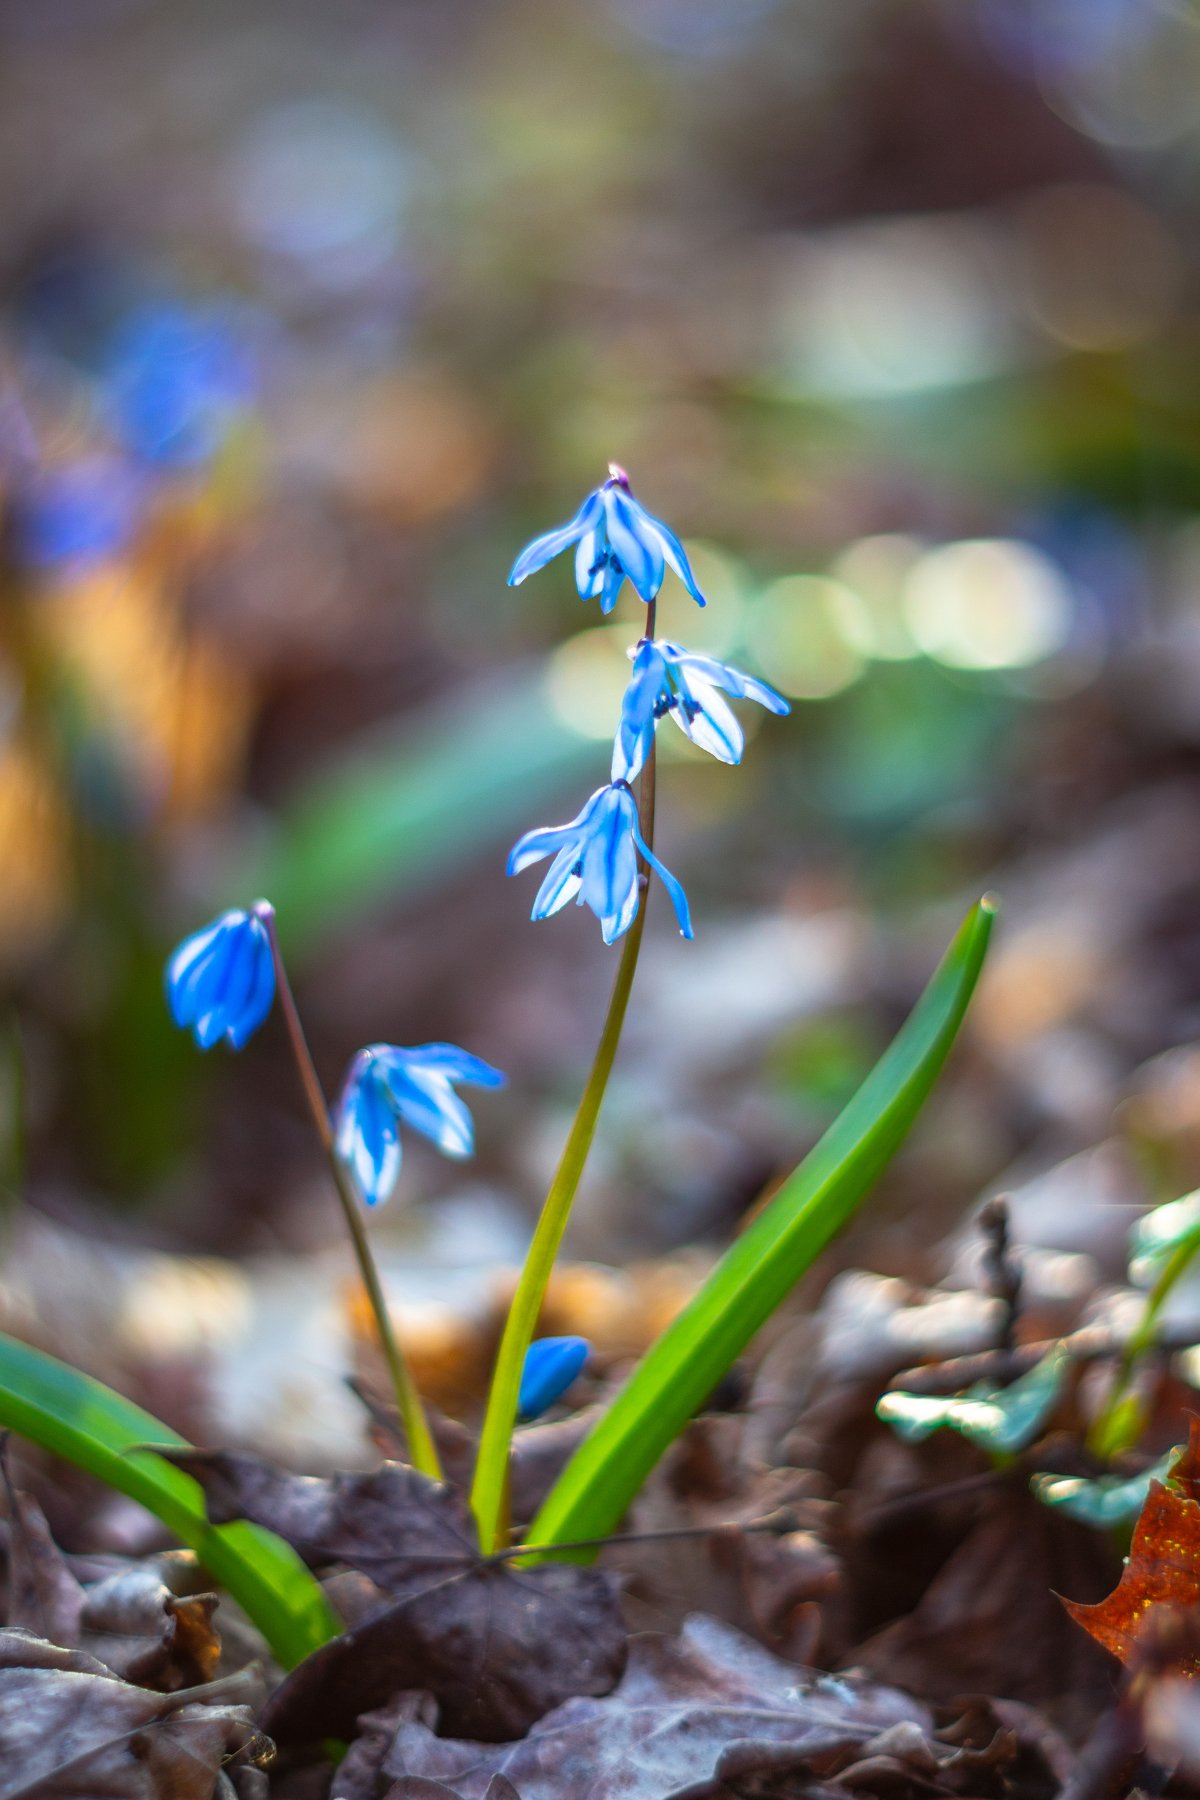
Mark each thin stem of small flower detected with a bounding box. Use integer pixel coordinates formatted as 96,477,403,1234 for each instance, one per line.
256,905,442,1481
470,598,659,1554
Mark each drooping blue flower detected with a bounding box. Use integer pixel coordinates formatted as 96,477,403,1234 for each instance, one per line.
14,455,145,571
166,906,276,1050
102,299,256,469
614,638,790,781
507,781,692,945
519,1336,590,1421
508,465,706,613
336,1042,507,1208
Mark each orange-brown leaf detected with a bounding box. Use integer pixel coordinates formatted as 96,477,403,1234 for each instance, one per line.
1063,1480,1200,1672
1170,1417,1200,1503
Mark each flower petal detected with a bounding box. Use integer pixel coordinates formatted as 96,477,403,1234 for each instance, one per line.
532,843,584,920
165,913,235,1027
599,555,625,615
399,1043,507,1088
226,928,277,1049
507,787,608,877
631,818,693,939
641,517,706,607
381,1063,475,1159
580,786,639,941
671,669,745,764
337,1059,402,1207
612,640,667,783
508,490,603,587
574,527,608,600
603,488,664,603
666,645,788,714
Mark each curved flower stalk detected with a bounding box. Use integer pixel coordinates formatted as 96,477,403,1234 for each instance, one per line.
164,901,454,1480
508,464,706,613
336,1043,507,1209
508,781,692,945
614,639,789,782
165,908,275,1049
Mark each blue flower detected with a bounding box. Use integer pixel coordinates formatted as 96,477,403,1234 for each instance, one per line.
508,465,706,613
519,1336,590,1421
507,781,693,945
335,1043,507,1208
614,638,790,782
15,455,145,571
103,300,256,469
166,907,276,1050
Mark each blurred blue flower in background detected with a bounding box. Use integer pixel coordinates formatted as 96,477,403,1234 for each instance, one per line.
519,1336,590,1420
614,638,789,781
14,454,145,570
166,908,276,1050
336,1042,506,1208
508,781,692,944
509,465,706,613
102,299,256,468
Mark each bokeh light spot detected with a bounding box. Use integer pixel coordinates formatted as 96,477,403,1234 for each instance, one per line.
745,575,865,700
903,539,1074,671
829,534,922,661
545,622,634,740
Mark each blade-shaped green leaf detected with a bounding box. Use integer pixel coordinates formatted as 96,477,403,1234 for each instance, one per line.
877,1345,1067,1455
257,675,596,954
0,1333,340,1667
526,897,996,1556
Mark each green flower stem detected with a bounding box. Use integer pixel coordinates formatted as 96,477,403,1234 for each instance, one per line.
260,906,442,1481
1088,1223,1200,1460
470,601,658,1554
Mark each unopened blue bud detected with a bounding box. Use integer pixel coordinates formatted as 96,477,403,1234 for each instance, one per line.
519,1336,590,1420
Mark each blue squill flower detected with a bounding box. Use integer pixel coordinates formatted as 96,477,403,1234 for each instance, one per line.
166,907,276,1050
614,638,790,781
336,1043,506,1208
103,300,255,469
519,1336,590,1421
15,455,145,571
508,465,706,613
508,781,692,945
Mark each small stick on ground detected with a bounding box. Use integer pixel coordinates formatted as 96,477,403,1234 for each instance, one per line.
979,1194,1022,1356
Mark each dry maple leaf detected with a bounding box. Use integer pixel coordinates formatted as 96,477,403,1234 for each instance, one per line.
1063,1418,1200,1671
165,1450,627,1742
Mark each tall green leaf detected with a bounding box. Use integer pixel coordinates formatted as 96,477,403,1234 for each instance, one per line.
258,676,595,953
0,1334,340,1667
526,897,995,1554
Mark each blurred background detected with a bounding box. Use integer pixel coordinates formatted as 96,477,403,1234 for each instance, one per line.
5,0,1200,1454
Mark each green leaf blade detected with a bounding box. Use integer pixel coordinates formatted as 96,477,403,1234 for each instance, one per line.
526,897,996,1556
0,1332,340,1666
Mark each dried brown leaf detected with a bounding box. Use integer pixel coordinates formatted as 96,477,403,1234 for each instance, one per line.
856,1491,1116,1725
80,1563,222,1691
0,1626,266,1800
2,1472,85,1648
166,1451,626,1742
336,1614,931,1800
